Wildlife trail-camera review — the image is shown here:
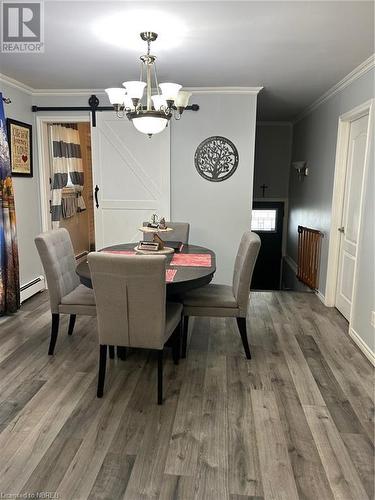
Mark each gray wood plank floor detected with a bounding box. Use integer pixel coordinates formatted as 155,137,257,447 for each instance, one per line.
0,290,373,500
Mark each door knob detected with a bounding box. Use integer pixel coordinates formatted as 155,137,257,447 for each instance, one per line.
338,226,345,233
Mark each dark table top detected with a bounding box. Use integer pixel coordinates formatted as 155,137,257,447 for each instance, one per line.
76,243,216,296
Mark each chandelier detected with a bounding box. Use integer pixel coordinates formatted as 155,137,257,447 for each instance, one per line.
105,32,191,137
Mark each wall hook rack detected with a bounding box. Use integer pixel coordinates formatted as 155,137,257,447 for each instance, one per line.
31,94,199,127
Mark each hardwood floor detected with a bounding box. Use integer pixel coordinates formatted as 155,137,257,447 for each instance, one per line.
0,290,373,499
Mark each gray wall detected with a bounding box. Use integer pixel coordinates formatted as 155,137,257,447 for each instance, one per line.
253,124,292,199
0,82,43,286
288,68,375,295
172,93,258,284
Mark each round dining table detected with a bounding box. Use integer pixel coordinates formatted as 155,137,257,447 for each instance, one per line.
76,243,216,296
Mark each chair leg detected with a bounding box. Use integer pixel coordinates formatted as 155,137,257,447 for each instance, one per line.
68,314,76,336
48,314,60,355
236,317,251,359
117,346,127,360
157,349,163,405
97,345,107,398
172,323,181,365
182,316,189,359
109,345,115,359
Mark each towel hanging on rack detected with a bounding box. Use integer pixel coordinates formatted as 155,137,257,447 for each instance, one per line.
61,195,78,219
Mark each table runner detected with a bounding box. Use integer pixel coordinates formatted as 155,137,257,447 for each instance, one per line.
166,269,177,282
171,253,212,267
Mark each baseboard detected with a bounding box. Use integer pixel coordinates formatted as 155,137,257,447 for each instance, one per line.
284,255,297,273
315,290,326,305
349,327,375,366
282,255,311,292
20,275,45,303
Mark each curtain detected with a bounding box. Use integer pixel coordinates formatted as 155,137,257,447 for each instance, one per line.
50,123,85,228
0,94,20,314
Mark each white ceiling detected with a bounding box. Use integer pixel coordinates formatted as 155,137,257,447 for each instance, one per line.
0,1,373,120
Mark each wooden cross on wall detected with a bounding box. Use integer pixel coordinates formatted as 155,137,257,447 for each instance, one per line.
260,184,269,198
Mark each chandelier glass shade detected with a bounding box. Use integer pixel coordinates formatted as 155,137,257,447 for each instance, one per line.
151,94,167,111
105,32,192,137
132,115,168,134
122,81,146,99
158,83,182,101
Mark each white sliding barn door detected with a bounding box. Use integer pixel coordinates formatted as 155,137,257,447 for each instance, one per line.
91,112,170,249
335,113,369,320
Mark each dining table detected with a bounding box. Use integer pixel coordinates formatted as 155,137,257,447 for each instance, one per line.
76,242,216,297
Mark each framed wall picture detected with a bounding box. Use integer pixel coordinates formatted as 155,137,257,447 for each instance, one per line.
6,119,33,177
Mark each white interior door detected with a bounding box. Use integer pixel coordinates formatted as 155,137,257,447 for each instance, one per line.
335,112,369,320
91,112,170,249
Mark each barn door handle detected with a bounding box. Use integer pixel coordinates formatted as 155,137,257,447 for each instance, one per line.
94,185,99,208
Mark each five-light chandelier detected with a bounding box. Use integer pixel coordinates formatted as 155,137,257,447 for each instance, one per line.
105,31,191,137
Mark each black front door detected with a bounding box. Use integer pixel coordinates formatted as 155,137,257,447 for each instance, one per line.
251,201,284,290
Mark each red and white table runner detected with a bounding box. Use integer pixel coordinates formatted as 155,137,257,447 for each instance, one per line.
171,253,212,267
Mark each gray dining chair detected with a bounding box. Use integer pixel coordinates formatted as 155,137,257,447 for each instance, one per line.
142,221,190,244
35,228,96,355
88,252,183,404
182,231,261,359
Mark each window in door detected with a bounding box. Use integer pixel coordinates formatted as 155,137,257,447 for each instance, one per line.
251,209,277,232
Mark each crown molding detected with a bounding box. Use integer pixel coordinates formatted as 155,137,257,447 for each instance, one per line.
0,74,263,98
33,87,264,96
184,86,263,95
34,87,263,97
294,54,375,124
0,72,33,95
32,89,107,96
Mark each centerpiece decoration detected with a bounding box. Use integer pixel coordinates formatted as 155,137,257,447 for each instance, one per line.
136,214,174,254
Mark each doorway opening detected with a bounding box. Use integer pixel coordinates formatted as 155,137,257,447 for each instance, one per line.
251,201,284,290
37,116,95,258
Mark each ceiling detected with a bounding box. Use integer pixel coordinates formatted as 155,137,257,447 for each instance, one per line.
0,1,373,120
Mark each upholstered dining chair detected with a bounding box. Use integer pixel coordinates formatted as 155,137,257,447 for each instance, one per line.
182,231,261,359
142,221,190,244
88,252,183,404
35,228,96,355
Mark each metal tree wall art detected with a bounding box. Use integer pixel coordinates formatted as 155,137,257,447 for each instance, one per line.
194,136,239,182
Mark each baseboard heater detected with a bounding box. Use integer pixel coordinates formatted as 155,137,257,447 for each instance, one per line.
19,252,88,303
20,275,45,303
